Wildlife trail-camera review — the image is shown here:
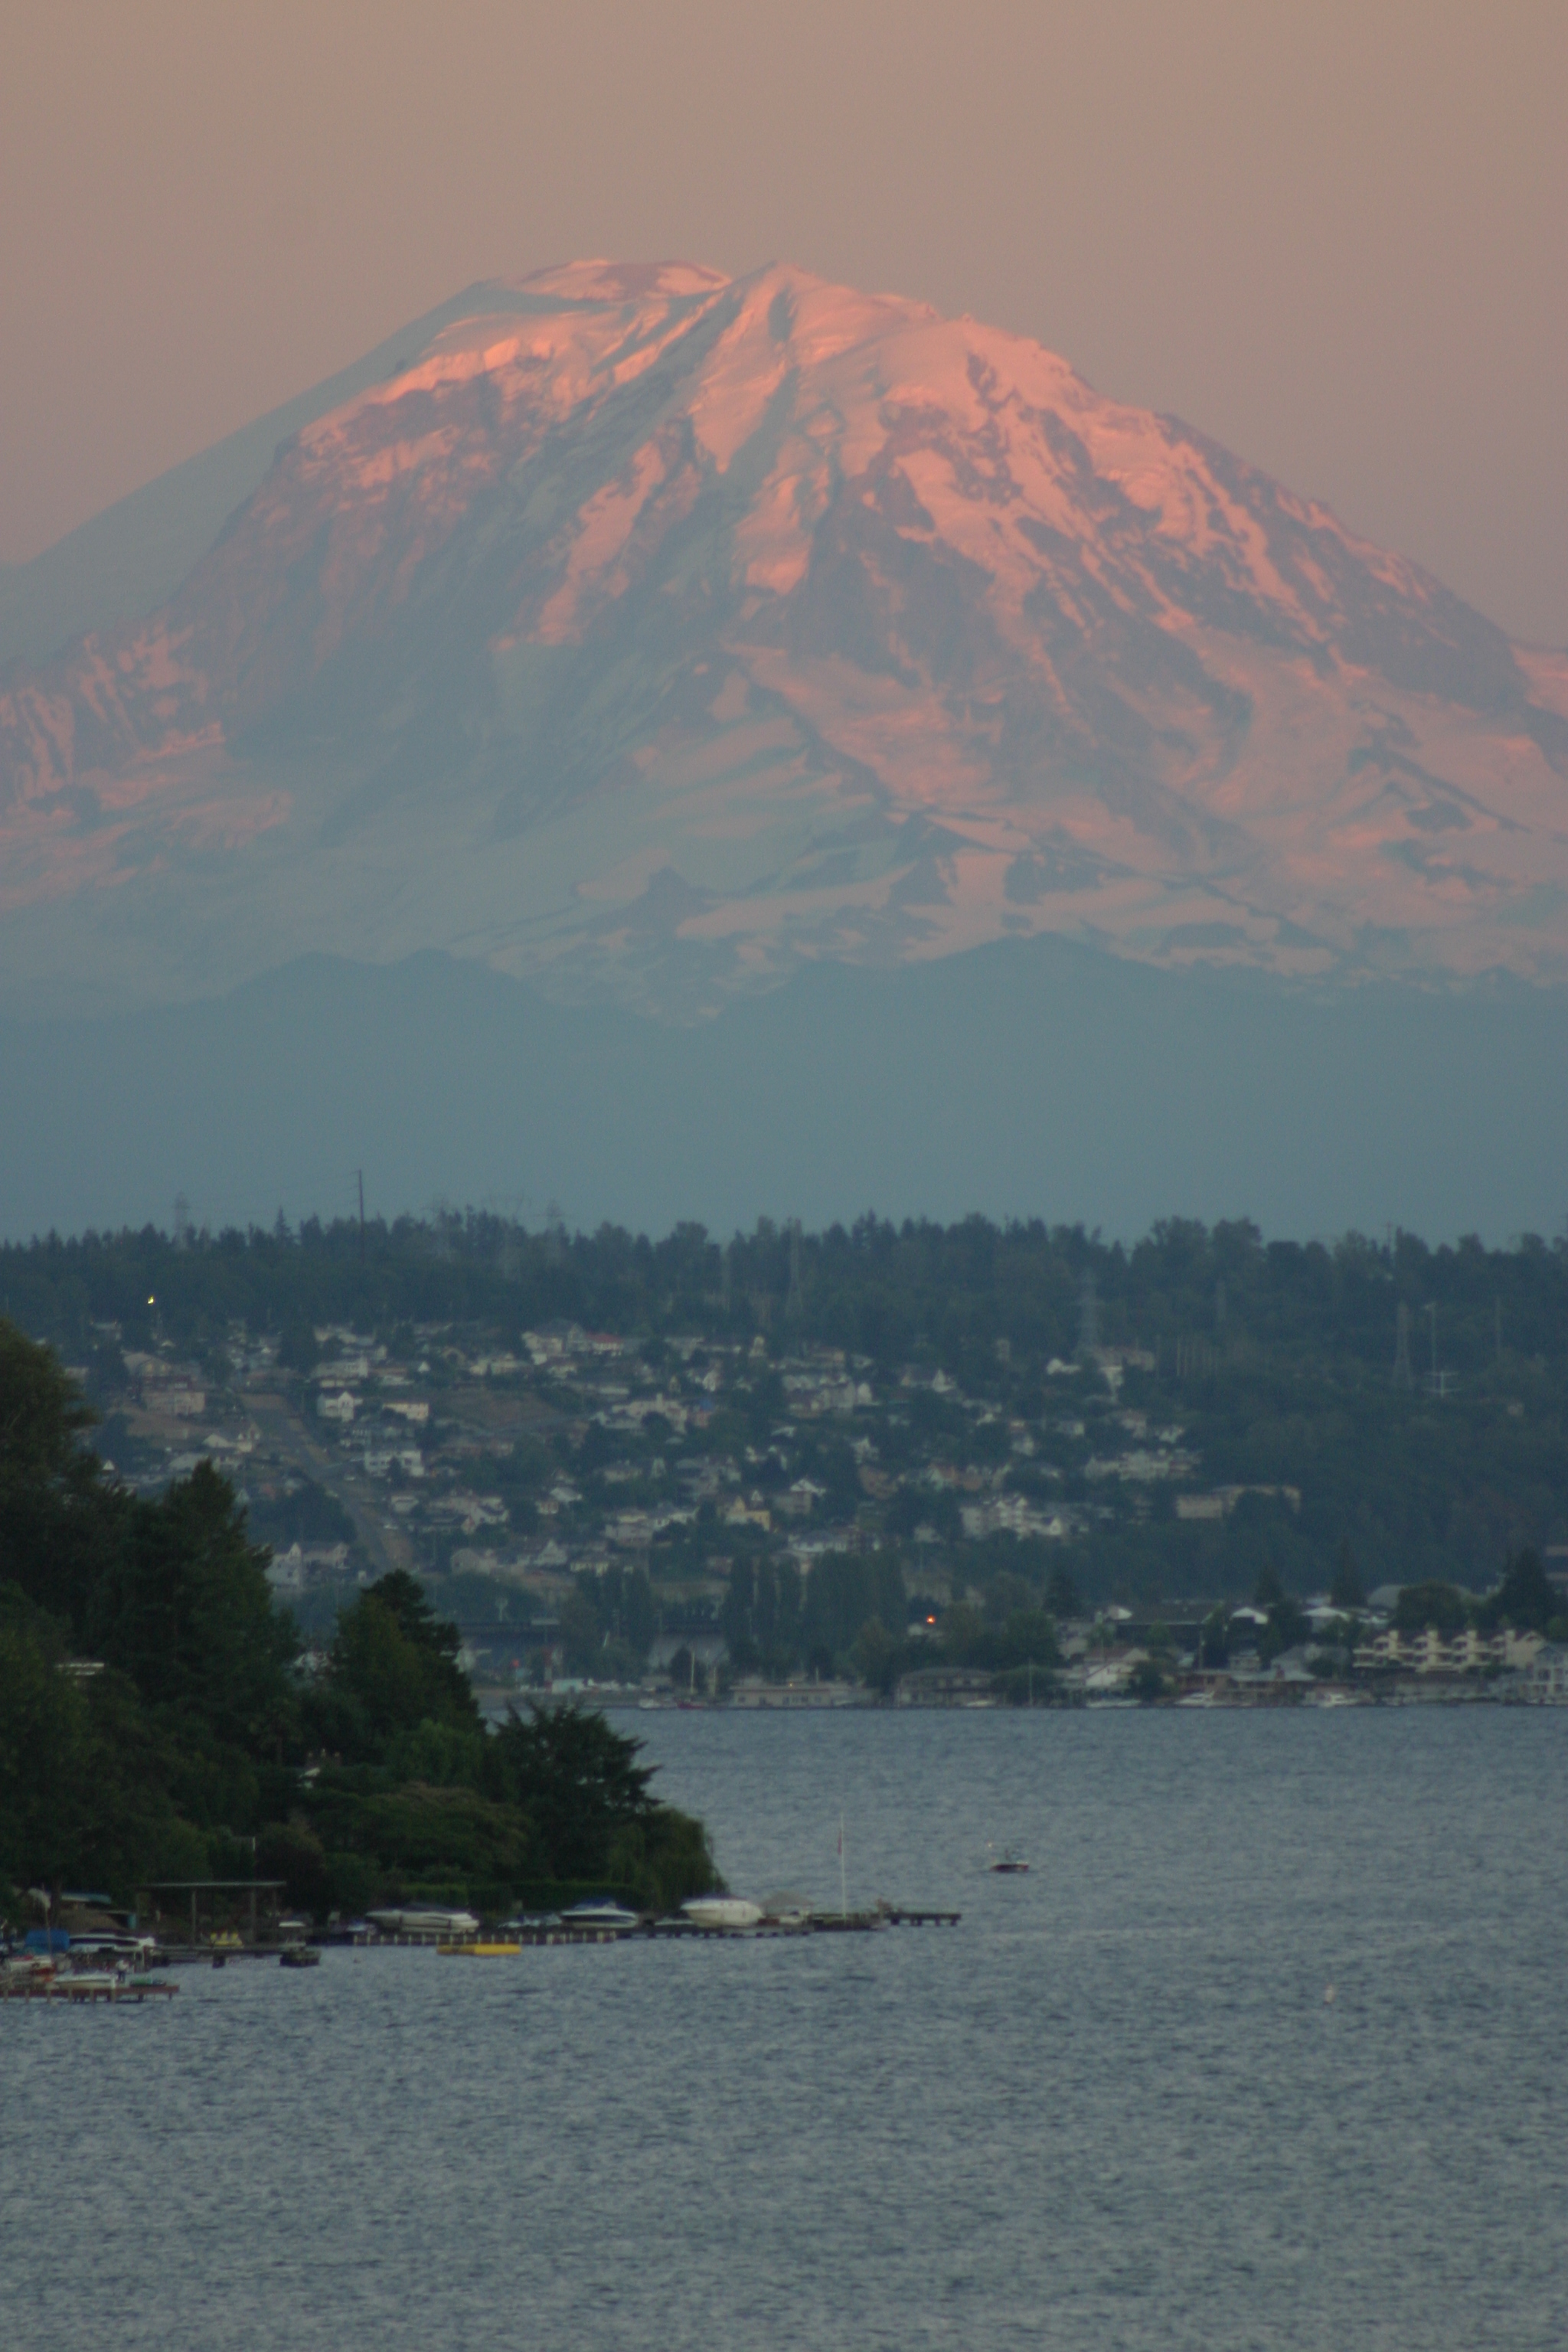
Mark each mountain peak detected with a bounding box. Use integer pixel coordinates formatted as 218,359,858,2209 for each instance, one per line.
514,256,732,302
2,260,1565,1019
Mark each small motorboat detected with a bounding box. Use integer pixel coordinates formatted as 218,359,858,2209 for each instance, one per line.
54,1968,124,1996
679,1897,764,1931
986,1844,1030,1875
560,1899,641,1933
367,1906,481,1938
279,1945,321,1968
63,1929,158,1965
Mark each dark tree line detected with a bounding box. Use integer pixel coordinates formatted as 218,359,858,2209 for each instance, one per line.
5,1209,1565,1380
0,1321,717,1922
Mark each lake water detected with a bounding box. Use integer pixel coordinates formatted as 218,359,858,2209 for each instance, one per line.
4,1708,1566,2348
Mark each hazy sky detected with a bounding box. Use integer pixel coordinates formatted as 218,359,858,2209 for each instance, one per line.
5,0,1564,642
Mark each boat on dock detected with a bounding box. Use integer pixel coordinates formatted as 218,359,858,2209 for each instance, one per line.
559,1899,642,1933
1,1955,178,2003
367,1906,481,1939
679,1897,764,1931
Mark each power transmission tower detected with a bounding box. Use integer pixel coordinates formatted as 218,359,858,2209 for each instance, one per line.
1393,1302,1413,1390
1423,1302,1454,1397
1076,1269,1100,1361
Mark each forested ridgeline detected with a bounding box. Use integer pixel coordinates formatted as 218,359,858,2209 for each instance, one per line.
5,1210,1566,1377
6,1208,1566,1602
0,1321,717,1922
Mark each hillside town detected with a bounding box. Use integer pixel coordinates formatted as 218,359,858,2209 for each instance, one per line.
83,1307,1568,1710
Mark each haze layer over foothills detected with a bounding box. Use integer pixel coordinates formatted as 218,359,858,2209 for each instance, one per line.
2,262,1566,1240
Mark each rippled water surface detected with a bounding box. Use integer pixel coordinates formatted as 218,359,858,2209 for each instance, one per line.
5,1709,1566,2348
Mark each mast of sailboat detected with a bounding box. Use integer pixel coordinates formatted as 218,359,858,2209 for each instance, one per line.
838,1813,847,1919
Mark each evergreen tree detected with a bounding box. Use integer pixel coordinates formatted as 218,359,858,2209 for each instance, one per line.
1484,1548,1556,1634
310,1571,479,1763
1330,1539,1366,1612
0,1317,125,1638
487,1703,658,1880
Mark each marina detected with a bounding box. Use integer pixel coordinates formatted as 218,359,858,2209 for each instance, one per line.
3,1900,967,1981
6,1890,963,1984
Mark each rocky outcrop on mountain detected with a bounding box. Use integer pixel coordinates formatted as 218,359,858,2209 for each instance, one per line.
3,258,1565,1016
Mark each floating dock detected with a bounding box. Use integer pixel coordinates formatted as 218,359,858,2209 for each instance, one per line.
871,1908,962,1927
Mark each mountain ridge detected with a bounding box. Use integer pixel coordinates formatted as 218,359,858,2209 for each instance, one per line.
2,258,1566,1020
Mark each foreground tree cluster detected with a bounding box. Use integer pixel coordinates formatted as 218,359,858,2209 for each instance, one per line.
0,1321,717,1922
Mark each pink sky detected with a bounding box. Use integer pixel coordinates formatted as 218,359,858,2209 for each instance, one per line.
3,0,1565,642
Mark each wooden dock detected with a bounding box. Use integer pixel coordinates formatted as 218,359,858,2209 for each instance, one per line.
0,1975,178,2004
154,1945,288,1965
440,1908,962,1946
2,1907,965,1980
439,1928,631,1949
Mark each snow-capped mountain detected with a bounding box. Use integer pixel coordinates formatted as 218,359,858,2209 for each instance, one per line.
2,256,1566,1020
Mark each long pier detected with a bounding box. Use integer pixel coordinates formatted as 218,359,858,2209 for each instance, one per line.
4,1908,964,1984
431,1908,962,1949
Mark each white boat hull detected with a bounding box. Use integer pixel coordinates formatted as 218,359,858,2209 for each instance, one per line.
681,1899,764,1930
